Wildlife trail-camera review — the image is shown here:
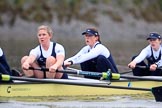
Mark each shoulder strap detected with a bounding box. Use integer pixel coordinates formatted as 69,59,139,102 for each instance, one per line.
39,45,43,57
51,42,56,58
94,42,101,48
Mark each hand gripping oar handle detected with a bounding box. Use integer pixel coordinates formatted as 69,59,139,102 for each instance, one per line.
29,67,48,78
29,67,80,75
29,67,49,71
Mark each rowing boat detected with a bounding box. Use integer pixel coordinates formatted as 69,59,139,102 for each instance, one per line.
0,67,162,102
0,75,161,97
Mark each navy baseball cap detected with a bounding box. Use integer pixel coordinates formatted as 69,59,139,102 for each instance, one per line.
82,29,99,36
147,33,161,40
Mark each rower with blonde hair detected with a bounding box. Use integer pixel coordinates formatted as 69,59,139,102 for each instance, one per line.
21,25,68,79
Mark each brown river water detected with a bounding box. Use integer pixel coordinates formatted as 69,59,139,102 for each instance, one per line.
0,95,161,108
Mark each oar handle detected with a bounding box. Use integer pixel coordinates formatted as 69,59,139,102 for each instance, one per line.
29,67,49,71
136,65,147,69
29,67,78,74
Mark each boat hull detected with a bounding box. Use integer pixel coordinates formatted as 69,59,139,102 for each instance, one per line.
0,79,161,97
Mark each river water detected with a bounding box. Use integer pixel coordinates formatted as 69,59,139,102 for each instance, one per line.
0,96,162,108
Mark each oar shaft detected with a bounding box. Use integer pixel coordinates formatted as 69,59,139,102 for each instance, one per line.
29,67,49,71
58,70,103,78
120,75,162,81
29,67,103,78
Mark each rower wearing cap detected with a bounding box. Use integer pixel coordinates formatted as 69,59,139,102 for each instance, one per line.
128,32,162,76
64,28,118,79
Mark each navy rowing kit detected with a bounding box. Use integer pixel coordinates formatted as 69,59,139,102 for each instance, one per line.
132,45,162,76
0,48,12,76
37,43,56,67
65,41,118,79
30,42,68,79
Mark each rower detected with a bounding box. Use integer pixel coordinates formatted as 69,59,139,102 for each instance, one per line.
21,25,68,79
128,32,162,76
64,27,118,79
0,48,13,83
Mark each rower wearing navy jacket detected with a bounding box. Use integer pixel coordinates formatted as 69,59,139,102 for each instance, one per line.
64,28,118,79
128,32,162,76
0,48,12,76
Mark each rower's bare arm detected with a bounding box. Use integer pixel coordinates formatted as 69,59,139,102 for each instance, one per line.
49,54,64,72
22,54,36,69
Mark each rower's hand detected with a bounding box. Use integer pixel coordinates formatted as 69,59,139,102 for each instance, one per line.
150,64,157,71
22,62,30,70
49,65,58,73
128,61,136,69
64,61,71,67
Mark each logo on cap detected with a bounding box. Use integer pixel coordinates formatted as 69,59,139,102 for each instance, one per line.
147,32,161,40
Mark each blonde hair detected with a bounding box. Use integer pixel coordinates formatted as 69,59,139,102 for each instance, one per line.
37,25,53,37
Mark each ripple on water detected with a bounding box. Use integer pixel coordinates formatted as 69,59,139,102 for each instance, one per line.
0,95,162,108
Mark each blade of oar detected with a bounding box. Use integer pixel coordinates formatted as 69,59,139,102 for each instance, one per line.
0,73,161,102
152,86,162,102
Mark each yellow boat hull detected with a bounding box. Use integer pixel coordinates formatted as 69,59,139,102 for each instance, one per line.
0,79,161,97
